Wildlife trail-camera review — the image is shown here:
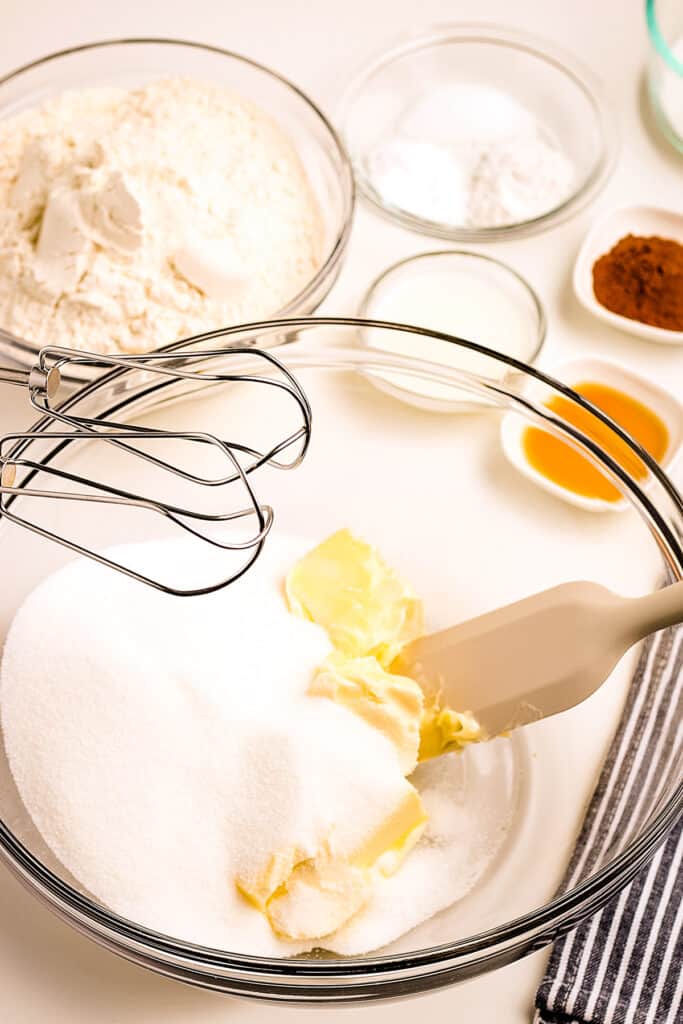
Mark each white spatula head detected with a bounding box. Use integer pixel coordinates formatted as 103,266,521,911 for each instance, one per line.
392,579,683,737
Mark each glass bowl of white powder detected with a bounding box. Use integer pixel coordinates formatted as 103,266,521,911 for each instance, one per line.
339,24,616,240
0,39,354,373
0,321,681,1002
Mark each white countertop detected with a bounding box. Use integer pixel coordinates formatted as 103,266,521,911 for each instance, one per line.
1,0,682,1021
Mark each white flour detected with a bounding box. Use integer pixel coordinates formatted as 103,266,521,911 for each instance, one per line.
0,78,323,354
0,535,511,957
366,83,575,228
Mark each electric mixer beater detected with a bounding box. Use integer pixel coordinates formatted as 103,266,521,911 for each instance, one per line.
0,335,311,596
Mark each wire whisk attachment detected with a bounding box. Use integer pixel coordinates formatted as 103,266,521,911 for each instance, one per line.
0,343,311,596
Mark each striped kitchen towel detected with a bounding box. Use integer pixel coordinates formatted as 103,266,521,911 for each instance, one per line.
534,624,683,1024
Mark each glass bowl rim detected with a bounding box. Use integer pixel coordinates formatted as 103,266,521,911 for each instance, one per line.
337,21,618,242
647,0,683,77
0,316,681,982
0,36,356,366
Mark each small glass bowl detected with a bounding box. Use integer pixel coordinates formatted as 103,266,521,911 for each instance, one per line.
358,250,546,411
338,24,616,241
647,0,683,152
0,38,355,376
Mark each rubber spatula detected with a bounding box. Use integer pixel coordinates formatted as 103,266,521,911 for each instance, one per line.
391,580,683,737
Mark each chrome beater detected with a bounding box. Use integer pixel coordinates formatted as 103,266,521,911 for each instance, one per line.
0,343,311,596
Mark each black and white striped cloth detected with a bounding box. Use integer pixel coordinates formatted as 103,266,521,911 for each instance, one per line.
534,624,683,1024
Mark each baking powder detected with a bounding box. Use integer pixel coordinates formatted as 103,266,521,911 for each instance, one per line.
366,83,575,229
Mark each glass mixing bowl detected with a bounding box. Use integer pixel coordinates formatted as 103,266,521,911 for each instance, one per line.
0,39,354,376
0,319,681,1003
338,24,616,241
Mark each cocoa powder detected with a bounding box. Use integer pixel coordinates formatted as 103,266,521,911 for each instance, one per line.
592,234,683,331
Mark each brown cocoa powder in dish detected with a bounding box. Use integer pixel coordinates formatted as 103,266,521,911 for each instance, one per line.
592,234,683,331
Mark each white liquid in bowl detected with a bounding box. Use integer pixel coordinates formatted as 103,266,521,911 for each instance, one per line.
361,252,544,409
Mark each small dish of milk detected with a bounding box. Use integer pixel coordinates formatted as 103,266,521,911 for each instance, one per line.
358,250,546,411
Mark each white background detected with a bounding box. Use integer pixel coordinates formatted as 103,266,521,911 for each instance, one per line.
0,0,682,1021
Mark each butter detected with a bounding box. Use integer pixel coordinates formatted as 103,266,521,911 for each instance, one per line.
236,784,427,941
419,704,485,761
267,859,373,942
311,654,423,773
286,529,423,666
288,529,484,766
239,530,481,943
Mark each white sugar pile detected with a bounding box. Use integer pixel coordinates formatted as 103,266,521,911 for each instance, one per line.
0,534,509,956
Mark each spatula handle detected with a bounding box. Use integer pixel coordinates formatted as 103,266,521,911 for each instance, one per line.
625,579,683,642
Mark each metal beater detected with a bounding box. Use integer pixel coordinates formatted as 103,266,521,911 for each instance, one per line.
0,341,311,596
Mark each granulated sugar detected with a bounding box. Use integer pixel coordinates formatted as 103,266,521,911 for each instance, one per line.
0,534,511,956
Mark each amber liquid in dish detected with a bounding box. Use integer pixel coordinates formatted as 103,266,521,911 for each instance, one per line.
522,381,669,503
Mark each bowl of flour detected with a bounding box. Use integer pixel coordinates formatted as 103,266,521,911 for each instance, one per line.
339,24,616,240
0,39,354,371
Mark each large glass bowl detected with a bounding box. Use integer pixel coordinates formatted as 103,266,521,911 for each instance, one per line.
0,39,354,376
338,24,616,241
0,319,681,1003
